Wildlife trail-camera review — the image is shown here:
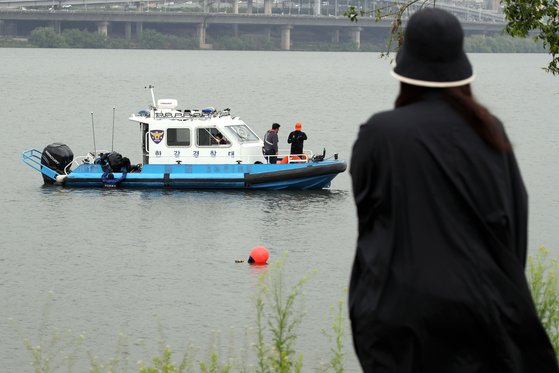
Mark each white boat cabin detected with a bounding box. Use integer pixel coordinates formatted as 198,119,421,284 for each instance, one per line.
129,98,267,165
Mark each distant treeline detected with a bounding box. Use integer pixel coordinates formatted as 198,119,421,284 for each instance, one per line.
0,26,547,53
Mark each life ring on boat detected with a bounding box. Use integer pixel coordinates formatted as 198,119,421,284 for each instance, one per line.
101,172,127,187
237,127,248,139
279,155,302,164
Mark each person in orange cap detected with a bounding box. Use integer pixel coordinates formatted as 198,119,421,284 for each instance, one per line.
287,122,307,156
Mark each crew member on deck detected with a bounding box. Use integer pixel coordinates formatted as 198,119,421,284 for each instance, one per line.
263,123,280,164
287,122,307,156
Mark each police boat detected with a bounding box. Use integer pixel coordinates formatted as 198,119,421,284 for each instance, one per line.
22,91,347,190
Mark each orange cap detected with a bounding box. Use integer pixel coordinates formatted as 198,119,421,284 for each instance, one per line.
295,122,302,130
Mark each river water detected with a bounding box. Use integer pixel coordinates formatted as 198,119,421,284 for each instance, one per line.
0,49,558,372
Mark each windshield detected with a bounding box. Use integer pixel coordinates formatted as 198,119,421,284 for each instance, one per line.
225,125,260,143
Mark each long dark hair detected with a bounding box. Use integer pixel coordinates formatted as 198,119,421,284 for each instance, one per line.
395,83,511,151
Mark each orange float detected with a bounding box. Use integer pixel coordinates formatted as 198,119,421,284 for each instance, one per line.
248,245,269,265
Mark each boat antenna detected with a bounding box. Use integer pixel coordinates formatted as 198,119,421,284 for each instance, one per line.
111,106,116,152
90,112,97,157
146,84,156,107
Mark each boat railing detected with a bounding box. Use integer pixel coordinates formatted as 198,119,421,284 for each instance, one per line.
140,108,231,121
145,150,316,165
22,148,43,172
276,150,314,164
71,150,111,172
21,148,59,180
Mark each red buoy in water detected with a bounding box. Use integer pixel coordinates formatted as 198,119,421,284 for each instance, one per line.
248,245,269,265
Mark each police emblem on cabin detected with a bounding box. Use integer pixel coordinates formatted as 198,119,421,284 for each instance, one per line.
150,130,164,144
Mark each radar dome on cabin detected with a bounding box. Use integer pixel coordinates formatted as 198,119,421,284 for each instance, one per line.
157,99,178,110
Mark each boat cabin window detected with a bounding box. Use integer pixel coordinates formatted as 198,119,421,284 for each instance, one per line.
167,128,191,147
225,125,259,143
197,128,230,147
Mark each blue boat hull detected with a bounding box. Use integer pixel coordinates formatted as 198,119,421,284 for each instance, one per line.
61,161,347,190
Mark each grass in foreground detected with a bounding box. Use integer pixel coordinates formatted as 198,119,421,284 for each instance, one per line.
17,247,559,371
18,254,347,372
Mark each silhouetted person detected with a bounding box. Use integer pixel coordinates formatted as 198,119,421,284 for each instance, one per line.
349,8,559,373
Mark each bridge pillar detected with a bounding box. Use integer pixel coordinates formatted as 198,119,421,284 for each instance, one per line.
264,0,272,14
135,22,143,38
197,23,212,49
280,25,292,51
331,28,339,43
197,23,206,47
350,26,361,49
313,0,321,15
97,21,109,36
247,0,253,14
232,0,239,14
125,22,132,39
48,20,61,33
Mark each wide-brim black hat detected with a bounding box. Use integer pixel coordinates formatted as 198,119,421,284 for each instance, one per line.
391,7,474,88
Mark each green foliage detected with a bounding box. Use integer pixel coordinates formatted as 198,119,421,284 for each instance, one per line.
345,1,559,74
138,29,168,49
323,297,346,373
254,255,312,373
198,351,232,373
87,333,131,373
17,256,352,373
464,34,546,53
17,292,84,373
62,29,108,48
25,27,198,50
0,37,30,47
212,35,276,51
290,41,361,52
7,25,555,53
17,250,559,372
137,29,199,50
527,247,559,356
107,37,135,49
138,346,193,373
344,1,417,57
29,27,67,48
502,0,559,74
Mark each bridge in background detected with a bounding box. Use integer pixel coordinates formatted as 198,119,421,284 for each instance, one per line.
0,4,506,49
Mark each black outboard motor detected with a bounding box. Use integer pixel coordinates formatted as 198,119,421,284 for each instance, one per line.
41,143,74,184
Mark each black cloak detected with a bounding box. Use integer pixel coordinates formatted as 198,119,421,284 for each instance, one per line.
349,92,558,372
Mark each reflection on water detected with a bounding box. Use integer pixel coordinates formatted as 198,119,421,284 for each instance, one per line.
246,262,269,278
